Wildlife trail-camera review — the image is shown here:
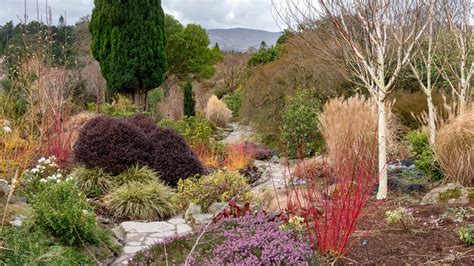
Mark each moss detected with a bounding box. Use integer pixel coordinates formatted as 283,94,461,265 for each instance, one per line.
438,188,462,203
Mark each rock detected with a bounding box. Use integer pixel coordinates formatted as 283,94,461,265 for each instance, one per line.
125,233,146,242
0,179,9,197
144,237,162,246
113,255,132,265
122,245,147,254
208,202,228,215
192,213,213,225
176,224,192,235
121,221,175,234
112,225,126,242
185,203,202,221
270,155,280,164
9,215,26,227
149,230,176,238
421,183,471,205
96,215,110,224
167,218,186,225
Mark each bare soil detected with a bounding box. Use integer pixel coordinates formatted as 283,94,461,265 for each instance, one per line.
339,196,474,265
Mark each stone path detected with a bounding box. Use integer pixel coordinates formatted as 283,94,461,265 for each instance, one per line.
252,160,291,192
113,217,193,265
221,122,255,144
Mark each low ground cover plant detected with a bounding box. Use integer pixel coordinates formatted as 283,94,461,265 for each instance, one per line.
176,170,253,211
458,224,474,245
130,213,314,265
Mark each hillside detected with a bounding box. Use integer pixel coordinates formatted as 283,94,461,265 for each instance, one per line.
207,28,281,52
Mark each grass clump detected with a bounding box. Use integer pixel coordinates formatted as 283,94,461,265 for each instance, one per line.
114,165,158,186
104,180,176,220
176,170,252,211
435,109,474,186
71,165,114,197
205,95,232,127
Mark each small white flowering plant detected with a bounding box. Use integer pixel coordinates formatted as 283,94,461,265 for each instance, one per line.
20,156,73,197
0,119,12,135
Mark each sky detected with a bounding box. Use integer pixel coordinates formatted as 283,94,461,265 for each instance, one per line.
0,0,281,32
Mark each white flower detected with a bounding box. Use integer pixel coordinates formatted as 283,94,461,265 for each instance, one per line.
56,179,60,183
39,179,47,183
44,159,51,165
38,157,46,163
2,126,12,133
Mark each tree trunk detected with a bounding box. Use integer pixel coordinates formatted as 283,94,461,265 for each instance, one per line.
376,101,388,200
427,93,436,145
133,90,147,112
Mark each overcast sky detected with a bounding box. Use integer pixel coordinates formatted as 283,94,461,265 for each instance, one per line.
0,0,281,32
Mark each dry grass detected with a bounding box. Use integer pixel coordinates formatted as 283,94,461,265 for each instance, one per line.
205,95,232,127
158,75,183,120
319,95,403,164
293,157,325,180
224,143,254,171
63,112,98,149
435,108,474,186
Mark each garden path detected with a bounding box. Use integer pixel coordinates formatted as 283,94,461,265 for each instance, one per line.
112,217,192,265
221,122,255,144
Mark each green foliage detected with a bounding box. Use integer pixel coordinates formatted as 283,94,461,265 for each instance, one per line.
442,207,473,223
147,87,165,117
248,45,283,66
222,87,242,116
160,114,214,148
90,0,166,95
385,207,414,226
31,181,101,246
183,81,196,117
458,224,474,245
406,130,443,181
87,95,138,117
282,90,323,158
115,165,159,186
165,15,223,79
104,180,177,220
71,166,114,197
20,156,68,199
176,170,253,211
0,226,93,265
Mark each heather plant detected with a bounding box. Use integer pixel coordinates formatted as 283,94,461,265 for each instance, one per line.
282,89,322,158
104,180,176,220
241,141,277,160
70,166,114,197
130,213,314,265
205,95,232,127
176,170,252,211
203,214,313,265
31,180,101,246
406,129,442,181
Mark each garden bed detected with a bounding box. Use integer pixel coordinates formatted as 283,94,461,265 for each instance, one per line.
342,199,474,264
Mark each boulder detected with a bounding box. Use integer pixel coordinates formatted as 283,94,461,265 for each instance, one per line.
421,183,472,205
208,202,228,215
185,203,202,221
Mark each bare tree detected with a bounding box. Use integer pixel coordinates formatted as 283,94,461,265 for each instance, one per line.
409,0,438,145
273,0,431,199
437,0,473,115
219,52,249,93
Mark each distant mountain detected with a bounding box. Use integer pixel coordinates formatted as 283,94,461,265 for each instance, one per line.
207,28,282,52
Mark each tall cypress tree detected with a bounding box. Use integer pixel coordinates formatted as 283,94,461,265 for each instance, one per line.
183,81,196,117
90,0,166,109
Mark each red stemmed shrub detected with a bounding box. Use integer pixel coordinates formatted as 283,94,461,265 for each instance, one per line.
73,114,204,185
287,128,379,256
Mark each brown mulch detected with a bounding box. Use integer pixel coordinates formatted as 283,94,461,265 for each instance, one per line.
338,196,474,265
